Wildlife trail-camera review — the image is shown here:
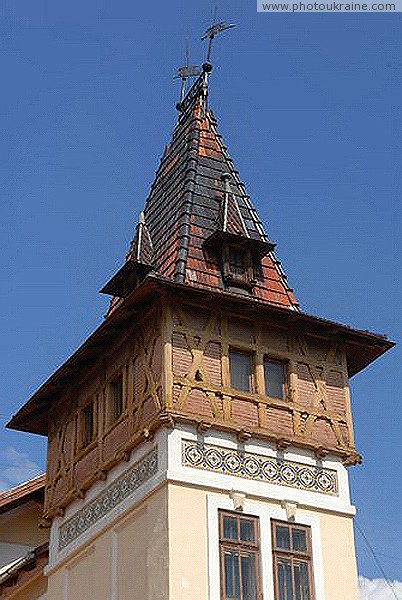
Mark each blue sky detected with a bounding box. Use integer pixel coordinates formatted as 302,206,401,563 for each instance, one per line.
0,0,400,587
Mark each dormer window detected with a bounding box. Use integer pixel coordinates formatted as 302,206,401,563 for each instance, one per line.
229,247,246,277
222,245,255,291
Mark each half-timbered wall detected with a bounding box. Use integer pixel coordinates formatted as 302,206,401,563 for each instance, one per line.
168,301,355,458
44,295,358,518
45,306,164,519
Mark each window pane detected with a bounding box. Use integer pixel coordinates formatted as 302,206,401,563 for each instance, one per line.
264,360,285,399
240,519,254,543
225,552,236,598
224,516,238,540
278,559,293,600
276,525,291,550
112,375,123,420
224,552,241,599
294,564,302,600
230,351,252,392
300,562,311,600
82,405,93,447
229,249,246,277
292,529,307,552
241,553,257,600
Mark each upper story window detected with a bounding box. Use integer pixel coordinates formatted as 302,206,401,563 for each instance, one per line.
110,373,124,423
230,350,253,393
272,520,314,600
219,510,261,600
223,246,255,292
229,247,247,278
78,400,95,450
264,359,286,400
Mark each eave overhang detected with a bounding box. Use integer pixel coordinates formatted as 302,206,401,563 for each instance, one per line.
7,274,395,437
99,261,154,298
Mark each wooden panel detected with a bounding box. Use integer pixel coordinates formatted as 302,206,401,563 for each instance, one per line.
73,447,99,488
297,363,315,409
261,325,288,353
203,341,222,386
313,418,339,447
326,370,347,415
185,388,214,418
172,332,192,376
103,418,130,461
231,398,258,428
265,407,293,437
227,318,254,344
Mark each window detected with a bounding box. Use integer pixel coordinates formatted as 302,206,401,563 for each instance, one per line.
79,401,95,450
264,360,286,400
110,373,124,422
222,246,255,291
229,247,247,278
230,350,253,393
272,521,314,600
219,511,261,600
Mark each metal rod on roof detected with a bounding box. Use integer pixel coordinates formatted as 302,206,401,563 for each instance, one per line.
174,39,201,112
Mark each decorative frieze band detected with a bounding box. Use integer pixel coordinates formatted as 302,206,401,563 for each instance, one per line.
182,440,338,496
58,448,158,550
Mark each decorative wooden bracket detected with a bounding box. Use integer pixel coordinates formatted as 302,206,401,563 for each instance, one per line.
276,438,291,451
197,420,212,434
237,429,252,443
315,446,329,459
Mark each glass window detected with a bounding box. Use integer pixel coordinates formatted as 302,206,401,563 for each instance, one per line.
80,402,95,449
219,511,260,600
110,373,124,422
264,360,286,399
229,247,246,277
272,521,314,600
230,350,253,393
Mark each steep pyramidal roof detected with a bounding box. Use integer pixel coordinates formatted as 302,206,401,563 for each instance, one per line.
102,69,299,310
7,65,394,438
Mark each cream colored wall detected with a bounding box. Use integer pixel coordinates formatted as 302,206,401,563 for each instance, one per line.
2,574,47,600
46,485,168,600
168,484,208,600
44,475,358,600
0,504,48,547
167,483,359,600
318,510,360,600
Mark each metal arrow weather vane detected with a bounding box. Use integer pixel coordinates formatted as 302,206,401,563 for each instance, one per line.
201,7,237,65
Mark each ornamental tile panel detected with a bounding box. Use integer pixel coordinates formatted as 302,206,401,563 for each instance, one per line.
182,440,338,496
58,448,158,550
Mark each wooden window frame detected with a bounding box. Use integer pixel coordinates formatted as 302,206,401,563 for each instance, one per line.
229,348,255,394
77,397,97,453
264,358,288,401
222,246,256,291
219,510,262,600
271,520,315,600
108,371,125,425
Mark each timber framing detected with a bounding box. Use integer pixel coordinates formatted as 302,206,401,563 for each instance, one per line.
7,275,394,437
6,276,394,519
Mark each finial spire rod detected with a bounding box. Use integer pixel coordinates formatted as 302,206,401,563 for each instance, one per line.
174,39,201,109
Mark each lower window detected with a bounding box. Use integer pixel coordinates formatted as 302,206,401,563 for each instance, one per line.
219,510,261,600
272,520,314,600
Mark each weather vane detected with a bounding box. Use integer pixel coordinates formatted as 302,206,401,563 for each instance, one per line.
201,7,236,65
174,39,201,105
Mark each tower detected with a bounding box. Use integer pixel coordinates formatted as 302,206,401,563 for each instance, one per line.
7,57,394,600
